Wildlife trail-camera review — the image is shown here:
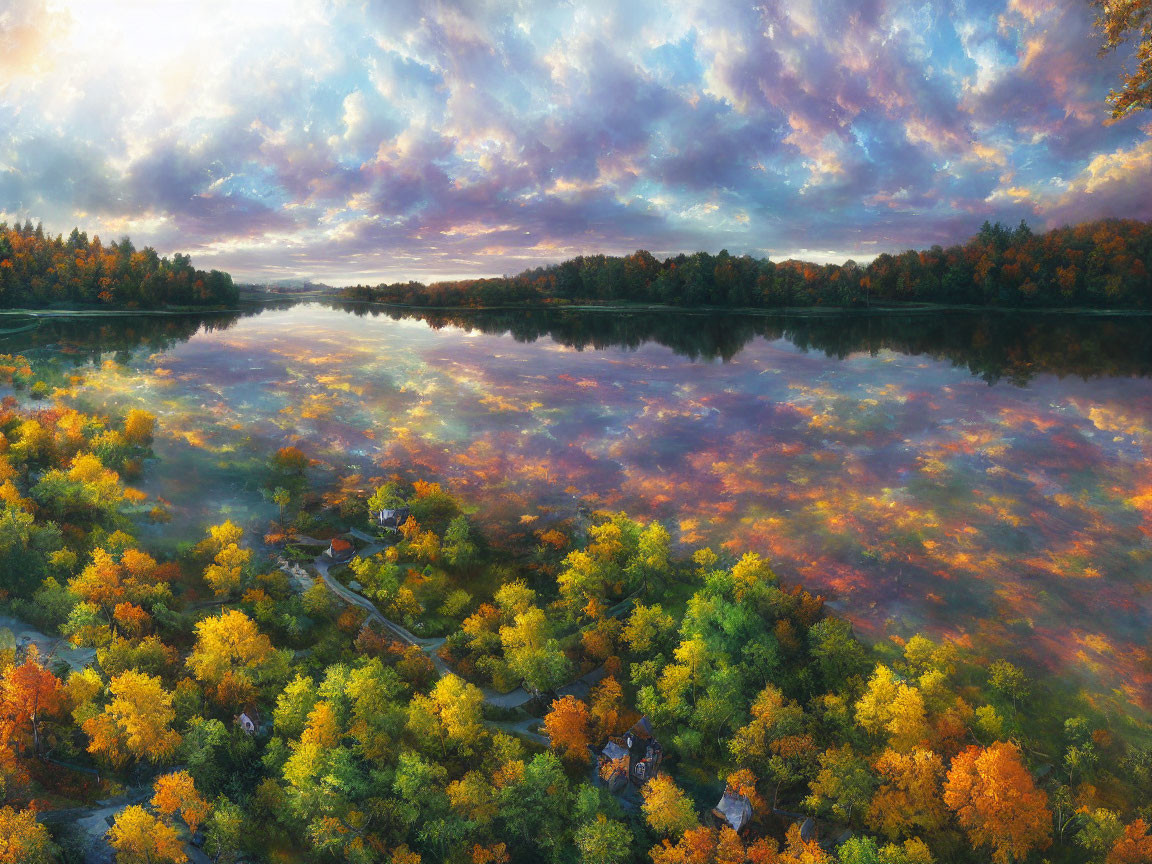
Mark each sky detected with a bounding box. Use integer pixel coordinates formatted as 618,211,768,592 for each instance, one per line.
1,0,1151,284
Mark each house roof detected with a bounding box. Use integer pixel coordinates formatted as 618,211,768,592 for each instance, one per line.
800,816,816,843
601,740,629,761
628,716,653,739
330,538,353,553
715,791,753,832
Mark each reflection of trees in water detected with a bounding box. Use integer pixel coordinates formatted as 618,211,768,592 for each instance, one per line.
6,301,1152,384
0,305,278,366
334,302,1152,384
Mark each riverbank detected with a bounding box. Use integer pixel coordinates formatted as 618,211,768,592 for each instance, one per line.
331,295,1152,317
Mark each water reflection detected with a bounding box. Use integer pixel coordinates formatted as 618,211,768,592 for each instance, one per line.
5,302,1151,721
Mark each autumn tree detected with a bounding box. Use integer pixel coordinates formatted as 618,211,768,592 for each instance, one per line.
649,825,720,864
31,451,126,523
544,694,591,764
407,673,485,756
84,670,181,766
123,409,156,447
804,745,874,824
0,806,57,864
730,683,807,777
152,771,210,834
68,546,171,641
198,521,251,597
854,666,929,751
942,741,1050,864
187,609,282,705
771,823,832,864
271,446,310,475
589,675,627,740
622,603,675,654
0,649,64,755
642,775,698,838
867,747,947,840
107,805,186,864
1107,819,1152,864
627,520,671,596
499,607,571,696
1093,0,1152,118
575,813,631,864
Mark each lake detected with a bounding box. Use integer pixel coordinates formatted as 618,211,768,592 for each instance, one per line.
5,303,1152,725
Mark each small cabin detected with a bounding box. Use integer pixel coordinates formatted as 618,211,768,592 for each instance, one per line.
373,506,410,531
327,537,354,563
236,708,262,735
713,789,753,833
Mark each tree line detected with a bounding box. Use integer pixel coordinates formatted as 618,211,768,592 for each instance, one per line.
0,221,238,309
341,218,1152,310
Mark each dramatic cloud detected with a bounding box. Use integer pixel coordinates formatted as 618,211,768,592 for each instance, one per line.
0,0,1147,282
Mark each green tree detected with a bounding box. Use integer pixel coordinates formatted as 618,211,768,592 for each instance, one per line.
500,607,571,696
575,813,631,864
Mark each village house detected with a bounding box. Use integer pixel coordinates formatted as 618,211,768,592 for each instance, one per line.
326,536,355,563
373,506,410,531
598,715,664,792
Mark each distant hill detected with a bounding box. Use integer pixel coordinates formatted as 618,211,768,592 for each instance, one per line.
236,281,341,301
238,279,337,293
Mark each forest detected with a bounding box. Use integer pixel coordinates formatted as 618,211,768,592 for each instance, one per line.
0,351,1150,864
0,222,238,309
340,219,1152,310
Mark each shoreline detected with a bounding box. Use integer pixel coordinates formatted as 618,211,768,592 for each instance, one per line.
3,298,1152,326
328,297,1152,317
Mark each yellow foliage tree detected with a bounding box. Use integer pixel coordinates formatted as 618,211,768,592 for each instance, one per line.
204,542,251,598
867,747,947,839
123,410,156,447
107,805,186,864
0,805,57,864
407,674,485,755
641,775,698,838
854,666,930,751
83,670,180,766
186,610,278,704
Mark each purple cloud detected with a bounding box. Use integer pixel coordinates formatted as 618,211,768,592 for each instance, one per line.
0,0,1147,283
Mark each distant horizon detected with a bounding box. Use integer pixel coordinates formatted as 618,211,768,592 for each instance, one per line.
233,246,888,288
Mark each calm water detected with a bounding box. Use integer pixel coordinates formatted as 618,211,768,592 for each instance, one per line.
6,303,1152,721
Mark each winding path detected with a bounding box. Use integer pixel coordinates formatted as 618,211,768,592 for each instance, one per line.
306,554,538,710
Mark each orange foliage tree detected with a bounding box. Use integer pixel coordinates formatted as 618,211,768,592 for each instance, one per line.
0,649,64,755
152,770,211,834
943,741,1051,864
544,695,591,764
1108,819,1152,864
